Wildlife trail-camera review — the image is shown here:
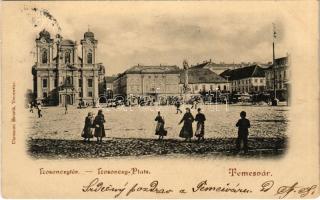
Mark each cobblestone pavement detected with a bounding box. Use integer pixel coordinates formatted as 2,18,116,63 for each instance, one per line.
27,104,288,158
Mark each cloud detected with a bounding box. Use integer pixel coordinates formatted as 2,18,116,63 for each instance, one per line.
10,3,290,79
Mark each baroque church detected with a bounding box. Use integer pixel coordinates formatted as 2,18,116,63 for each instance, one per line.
32,29,106,106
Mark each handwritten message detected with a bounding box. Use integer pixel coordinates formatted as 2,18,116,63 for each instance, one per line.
38,167,318,198
81,178,317,198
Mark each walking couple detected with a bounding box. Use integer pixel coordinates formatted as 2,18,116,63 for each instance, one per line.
81,109,106,143
179,107,206,142
155,108,206,142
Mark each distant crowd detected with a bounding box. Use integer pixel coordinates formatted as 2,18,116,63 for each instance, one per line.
28,101,43,118
83,92,275,109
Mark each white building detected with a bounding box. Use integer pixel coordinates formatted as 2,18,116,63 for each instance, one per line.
180,67,229,95
221,65,266,93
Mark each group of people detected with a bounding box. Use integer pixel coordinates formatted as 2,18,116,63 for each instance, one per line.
80,107,251,153
155,107,206,142
81,109,106,143
155,108,251,152
29,102,42,118
174,98,201,114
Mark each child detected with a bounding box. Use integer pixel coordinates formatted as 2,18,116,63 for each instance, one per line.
195,108,206,142
236,111,250,153
175,100,182,114
155,111,167,140
37,104,42,118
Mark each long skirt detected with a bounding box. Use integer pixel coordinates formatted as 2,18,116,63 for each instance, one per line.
195,122,205,137
155,122,167,136
82,127,93,138
179,123,193,138
94,125,106,138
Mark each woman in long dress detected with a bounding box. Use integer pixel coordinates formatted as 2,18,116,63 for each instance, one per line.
155,111,167,140
94,109,106,144
195,108,206,142
179,108,194,142
82,112,94,142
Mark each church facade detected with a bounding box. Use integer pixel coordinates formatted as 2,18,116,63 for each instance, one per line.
32,29,106,106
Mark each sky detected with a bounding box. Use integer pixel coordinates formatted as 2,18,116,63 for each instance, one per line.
3,2,292,89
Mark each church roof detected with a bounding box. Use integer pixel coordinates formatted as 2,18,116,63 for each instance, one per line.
38,29,53,43
39,29,50,39
180,68,227,84
61,39,75,46
84,31,94,38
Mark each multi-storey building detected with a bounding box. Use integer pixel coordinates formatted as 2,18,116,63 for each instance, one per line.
265,56,290,100
113,65,181,99
179,67,229,95
104,76,117,99
221,65,266,93
31,29,105,106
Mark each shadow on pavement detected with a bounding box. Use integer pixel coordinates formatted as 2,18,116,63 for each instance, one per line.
27,137,287,159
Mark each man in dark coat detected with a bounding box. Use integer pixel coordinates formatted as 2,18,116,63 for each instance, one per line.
179,108,194,142
94,109,106,144
236,111,251,153
195,108,206,142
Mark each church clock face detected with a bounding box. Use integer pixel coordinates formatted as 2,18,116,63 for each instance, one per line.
40,37,46,43
86,38,92,46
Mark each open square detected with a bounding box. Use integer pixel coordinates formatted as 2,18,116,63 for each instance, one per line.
27,104,288,158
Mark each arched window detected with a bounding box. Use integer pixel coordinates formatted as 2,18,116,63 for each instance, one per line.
42,50,48,64
87,52,92,64
65,51,71,64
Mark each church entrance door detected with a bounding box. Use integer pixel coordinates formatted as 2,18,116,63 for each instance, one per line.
65,94,72,105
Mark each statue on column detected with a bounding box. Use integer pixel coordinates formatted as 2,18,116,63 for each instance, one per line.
183,60,191,93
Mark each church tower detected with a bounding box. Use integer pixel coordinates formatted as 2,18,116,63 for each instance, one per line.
33,29,54,103
36,29,54,67
80,29,99,103
81,29,98,67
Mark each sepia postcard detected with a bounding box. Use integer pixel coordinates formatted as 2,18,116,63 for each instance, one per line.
1,1,319,198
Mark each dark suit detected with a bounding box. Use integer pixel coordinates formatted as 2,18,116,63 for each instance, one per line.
236,118,250,152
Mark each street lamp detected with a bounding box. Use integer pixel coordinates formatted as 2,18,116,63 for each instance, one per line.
225,75,230,111
129,94,133,108
225,75,230,92
106,87,110,99
205,93,208,105
215,87,219,111
156,87,160,105
65,67,68,114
